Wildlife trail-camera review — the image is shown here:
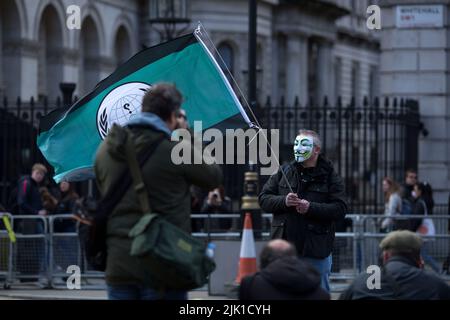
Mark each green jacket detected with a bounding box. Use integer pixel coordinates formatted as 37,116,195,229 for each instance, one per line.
94,124,222,286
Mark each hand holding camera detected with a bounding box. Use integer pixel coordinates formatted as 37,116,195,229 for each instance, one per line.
207,189,222,206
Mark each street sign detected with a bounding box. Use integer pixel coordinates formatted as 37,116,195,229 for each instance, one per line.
396,5,444,28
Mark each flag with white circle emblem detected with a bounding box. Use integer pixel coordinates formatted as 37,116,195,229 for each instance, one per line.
37,33,251,182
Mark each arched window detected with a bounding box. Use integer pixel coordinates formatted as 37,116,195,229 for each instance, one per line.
79,17,100,95
114,26,132,67
38,5,63,101
217,42,234,83
0,0,22,100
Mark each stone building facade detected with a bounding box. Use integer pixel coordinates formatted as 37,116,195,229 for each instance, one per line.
1,0,448,202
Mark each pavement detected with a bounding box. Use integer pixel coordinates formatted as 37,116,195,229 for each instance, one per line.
0,285,230,300
0,284,342,300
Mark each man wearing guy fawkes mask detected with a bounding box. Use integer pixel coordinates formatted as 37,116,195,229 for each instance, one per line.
259,129,348,292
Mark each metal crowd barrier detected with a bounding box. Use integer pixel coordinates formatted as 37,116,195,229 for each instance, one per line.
0,212,449,291
8,215,49,287
352,214,450,280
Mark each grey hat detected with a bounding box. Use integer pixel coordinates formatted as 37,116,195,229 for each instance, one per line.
379,230,423,253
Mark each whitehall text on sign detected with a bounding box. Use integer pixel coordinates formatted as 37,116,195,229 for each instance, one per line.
396,5,444,28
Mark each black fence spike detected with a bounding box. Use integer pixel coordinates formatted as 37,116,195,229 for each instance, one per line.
363,96,368,107
308,96,314,107
280,96,285,107
30,96,34,105
323,96,328,106
294,96,299,107
374,96,380,108
337,96,342,107
16,96,21,106
350,96,355,107
265,96,271,107
384,96,389,108
393,97,398,108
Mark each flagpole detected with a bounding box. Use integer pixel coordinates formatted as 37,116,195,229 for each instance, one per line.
193,23,294,194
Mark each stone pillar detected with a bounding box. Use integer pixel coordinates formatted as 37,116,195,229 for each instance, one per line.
379,0,450,203
316,39,334,104
1,39,39,100
286,33,308,106
62,48,80,96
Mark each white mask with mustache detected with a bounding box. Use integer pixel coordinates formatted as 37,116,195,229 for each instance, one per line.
293,135,314,162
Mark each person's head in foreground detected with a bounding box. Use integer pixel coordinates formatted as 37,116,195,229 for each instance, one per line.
239,239,330,300
379,230,424,268
340,230,450,300
141,83,182,131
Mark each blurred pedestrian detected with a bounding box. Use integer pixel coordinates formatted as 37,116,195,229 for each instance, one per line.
17,163,48,220
201,186,232,231
340,230,450,300
402,168,417,200
259,129,348,292
54,181,79,232
380,177,402,233
94,83,222,300
239,239,330,300
15,163,49,286
412,182,440,273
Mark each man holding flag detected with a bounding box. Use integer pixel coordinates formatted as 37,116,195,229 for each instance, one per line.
95,83,222,300
37,30,254,299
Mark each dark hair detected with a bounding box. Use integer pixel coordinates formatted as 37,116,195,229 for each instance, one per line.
415,181,434,214
259,241,296,269
141,83,182,121
405,168,417,176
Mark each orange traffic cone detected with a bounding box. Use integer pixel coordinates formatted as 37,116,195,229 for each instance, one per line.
235,213,257,284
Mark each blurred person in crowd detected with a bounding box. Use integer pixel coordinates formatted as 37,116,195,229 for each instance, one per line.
16,163,49,286
239,239,330,300
402,169,417,200
380,177,402,233
340,230,450,300
53,181,80,232
17,163,48,219
412,182,440,273
259,129,348,292
200,186,232,231
444,193,450,275
39,186,58,213
94,83,222,300
50,181,80,275
392,169,418,231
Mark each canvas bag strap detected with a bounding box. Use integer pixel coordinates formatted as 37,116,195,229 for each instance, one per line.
124,128,162,214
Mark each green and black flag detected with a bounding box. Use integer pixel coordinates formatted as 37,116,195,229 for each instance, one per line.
38,32,252,182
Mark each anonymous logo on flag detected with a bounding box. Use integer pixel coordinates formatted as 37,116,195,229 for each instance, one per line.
96,82,151,139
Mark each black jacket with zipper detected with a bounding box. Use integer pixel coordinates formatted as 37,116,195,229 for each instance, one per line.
259,155,348,259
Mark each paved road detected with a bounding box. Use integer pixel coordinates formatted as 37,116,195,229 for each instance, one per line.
0,286,341,300
0,284,232,300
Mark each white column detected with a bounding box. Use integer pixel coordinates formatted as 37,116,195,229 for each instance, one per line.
286,33,308,106
316,40,334,104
